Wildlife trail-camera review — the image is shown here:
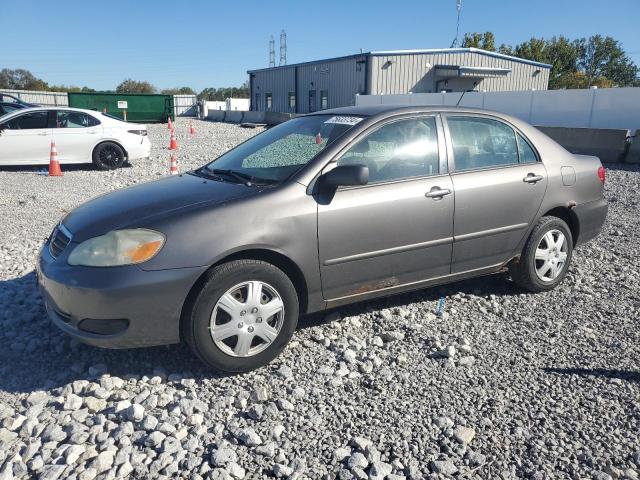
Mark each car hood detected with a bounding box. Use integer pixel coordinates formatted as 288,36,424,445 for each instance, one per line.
63,173,258,241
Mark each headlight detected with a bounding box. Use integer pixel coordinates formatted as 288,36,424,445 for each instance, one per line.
68,229,165,267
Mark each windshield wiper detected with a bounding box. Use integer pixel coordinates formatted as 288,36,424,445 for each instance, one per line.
209,169,256,186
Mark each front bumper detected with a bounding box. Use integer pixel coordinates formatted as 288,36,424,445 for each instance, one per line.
574,197,608,246
37,239,207,349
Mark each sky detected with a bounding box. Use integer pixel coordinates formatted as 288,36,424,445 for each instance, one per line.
2,0,639,92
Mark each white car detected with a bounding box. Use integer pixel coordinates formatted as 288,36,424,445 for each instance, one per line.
0,107,151,170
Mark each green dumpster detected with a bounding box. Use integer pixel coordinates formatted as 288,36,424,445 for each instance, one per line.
67,92,174,123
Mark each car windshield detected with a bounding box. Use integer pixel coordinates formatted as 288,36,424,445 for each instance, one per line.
200,114,363,183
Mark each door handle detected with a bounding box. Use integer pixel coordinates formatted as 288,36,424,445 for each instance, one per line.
37,132,48,136
425,187,452,199
523,173,544,184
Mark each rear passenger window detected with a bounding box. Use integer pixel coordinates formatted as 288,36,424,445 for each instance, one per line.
448,117,518,172
517,133,538,163
56,111,91,128
337,117,439,184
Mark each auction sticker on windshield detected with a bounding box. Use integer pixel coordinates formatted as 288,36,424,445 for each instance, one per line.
324,116,363,125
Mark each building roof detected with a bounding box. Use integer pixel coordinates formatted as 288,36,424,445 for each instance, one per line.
247,47,551,74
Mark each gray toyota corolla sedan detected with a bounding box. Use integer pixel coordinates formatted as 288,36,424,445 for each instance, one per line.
37,106,608,372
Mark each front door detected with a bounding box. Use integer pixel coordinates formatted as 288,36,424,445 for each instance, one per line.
317,116,454,301
0,110,52,165
444,115,547,273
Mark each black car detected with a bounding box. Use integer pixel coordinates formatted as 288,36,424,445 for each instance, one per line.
0,93,35,116
0,101,29,116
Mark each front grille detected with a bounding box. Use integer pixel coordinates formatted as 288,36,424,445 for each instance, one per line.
49,225,72,258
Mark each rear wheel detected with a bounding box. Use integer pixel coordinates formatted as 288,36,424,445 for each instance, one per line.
510,216,573,292
92,142,126,170
184,260,299,372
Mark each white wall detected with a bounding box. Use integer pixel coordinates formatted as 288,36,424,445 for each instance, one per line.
173,94,198,117
356,87,640,132
226,98,250,111
0,89,68,106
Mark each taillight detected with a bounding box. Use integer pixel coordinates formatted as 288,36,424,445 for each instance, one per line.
597,166,606,184
128,130,147,136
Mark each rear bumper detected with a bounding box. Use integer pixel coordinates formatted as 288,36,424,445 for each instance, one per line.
127,137,151,160
37,243,207,349
574,198,608,246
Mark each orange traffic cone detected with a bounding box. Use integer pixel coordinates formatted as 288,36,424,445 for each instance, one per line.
169,132,177,150
315,132,322,145
167,117,173,130
169,155,178,175
48,141,62,177
189,123,195,136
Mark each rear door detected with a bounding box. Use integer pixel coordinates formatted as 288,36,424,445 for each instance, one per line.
52,110,102,163
443,114,547,273
317,115,454,300
0,110,52,165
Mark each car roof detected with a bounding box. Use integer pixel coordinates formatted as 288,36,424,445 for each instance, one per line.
0,106,103,117
309,104,507,118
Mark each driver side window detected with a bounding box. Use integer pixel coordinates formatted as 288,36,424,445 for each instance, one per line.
337,117,439,184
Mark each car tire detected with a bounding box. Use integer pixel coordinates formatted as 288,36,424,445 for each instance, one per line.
510,216,573,292
92,142,126,170
183,259,299,373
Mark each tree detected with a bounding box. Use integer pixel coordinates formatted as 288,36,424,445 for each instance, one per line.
197,83,250,101
575,35,638,87
461,31,639,89
116,79,156,94
0,68,49,91
161,86,196,95
462,32,496,51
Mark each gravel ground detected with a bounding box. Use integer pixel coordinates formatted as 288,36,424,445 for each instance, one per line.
0,118,639,480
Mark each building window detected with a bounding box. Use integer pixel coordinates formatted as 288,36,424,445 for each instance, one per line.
265,93,272,111
288,92,296,111
320,90,328,110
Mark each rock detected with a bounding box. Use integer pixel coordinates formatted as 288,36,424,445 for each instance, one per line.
90,451,114,473
212,447,238,466
334,447,352,462
256,443,277,457
250,387,270,402
63,393,83,411
64,444,85,464
84,397,107,413
369,461,393,479
276,398,294,411
351,437,373,451
457,356,475,367
226,462,245,479
144,431,166,448
348,452,369,470
126,404,145,422
41,424,66,442
380,331,405,342
276,365,293,379
432,345,456,359
453,426,476,444
273,464,294,478
237,428,262,446
431,460,458,475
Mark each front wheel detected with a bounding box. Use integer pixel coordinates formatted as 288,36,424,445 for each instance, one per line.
92,142,126,170
510,216,573,292
184,260,299,372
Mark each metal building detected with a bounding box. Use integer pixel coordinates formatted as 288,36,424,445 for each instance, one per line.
248,47,551,113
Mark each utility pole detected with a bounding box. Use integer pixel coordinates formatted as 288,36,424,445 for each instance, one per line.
269,35,276,68
279,30,287,66
450,0,462,48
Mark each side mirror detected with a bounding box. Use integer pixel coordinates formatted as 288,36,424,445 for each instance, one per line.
322,164,369,188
